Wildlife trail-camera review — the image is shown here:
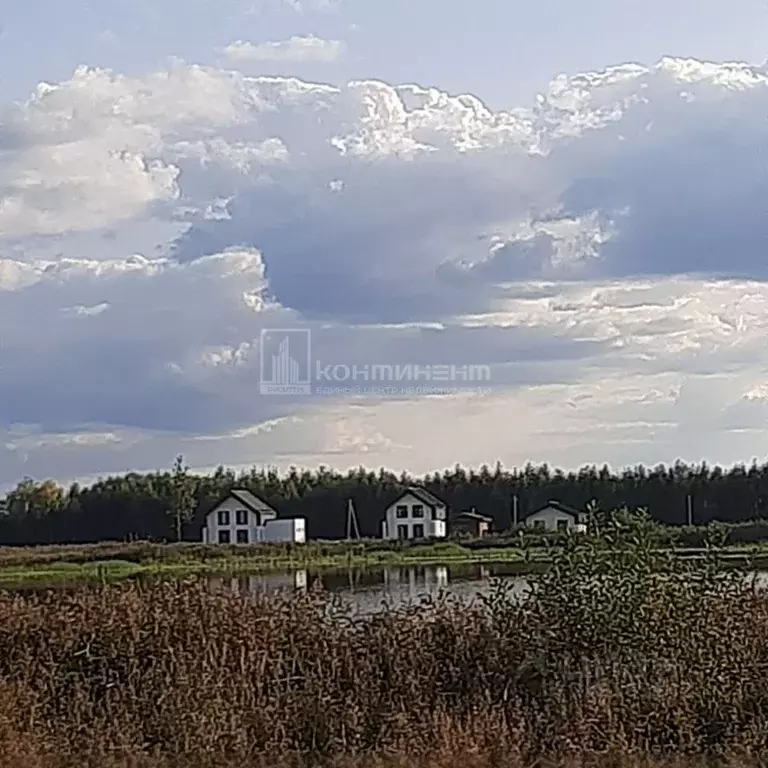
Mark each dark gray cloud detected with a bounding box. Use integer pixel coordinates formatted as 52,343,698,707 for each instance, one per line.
554,81,768,279
0,250,603,436
172,149,561,321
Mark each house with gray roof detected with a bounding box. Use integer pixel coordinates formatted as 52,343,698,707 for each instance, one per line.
381,486,448,540
524,500,586,533
202,488,305,544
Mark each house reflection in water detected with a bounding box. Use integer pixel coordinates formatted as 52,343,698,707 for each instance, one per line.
208,570,308,595
203,563,530,612
382,565,449,593
208,565,456,601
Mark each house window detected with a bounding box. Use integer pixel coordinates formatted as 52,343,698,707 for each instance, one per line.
556,519,569,533
397,524,409,539
413,524,425,539
412,505,424,518
396,505,408,518
218,530,231,544
217,509,230,526
235,509,248,526
532,520,546,531
236,529,249,544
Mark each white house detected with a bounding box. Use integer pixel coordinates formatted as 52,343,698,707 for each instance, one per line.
381,486,447,540
201,489,306,544
524,500,586,533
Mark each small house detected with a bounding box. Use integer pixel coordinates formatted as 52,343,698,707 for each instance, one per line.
381,486,447,540
202,489,305,544
524,500,586,533
451,509,493,537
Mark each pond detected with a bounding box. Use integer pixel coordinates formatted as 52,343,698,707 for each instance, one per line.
208,563,530,613
206,564,768,615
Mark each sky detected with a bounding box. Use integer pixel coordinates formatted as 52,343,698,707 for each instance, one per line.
1,0,768,488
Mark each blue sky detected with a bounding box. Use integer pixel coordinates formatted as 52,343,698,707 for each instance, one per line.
2,0,768,488
3,0,767,106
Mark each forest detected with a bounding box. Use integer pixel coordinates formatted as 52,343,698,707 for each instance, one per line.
4,458,768,545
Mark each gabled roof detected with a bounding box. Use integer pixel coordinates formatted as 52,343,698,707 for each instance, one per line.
528,500,582,519
391,486,446,509
455,511,493,523
216,489,277,516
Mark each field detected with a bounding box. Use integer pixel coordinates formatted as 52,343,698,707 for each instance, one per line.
1,529,768,768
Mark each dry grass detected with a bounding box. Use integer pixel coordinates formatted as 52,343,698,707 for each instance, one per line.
0,540,323,568
0,539,471,570
0,534,767,768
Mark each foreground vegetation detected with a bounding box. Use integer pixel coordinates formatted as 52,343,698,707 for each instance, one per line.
2,517,768,767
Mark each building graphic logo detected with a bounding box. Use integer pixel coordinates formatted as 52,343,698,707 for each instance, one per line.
260,327,492,397
259,329,311,395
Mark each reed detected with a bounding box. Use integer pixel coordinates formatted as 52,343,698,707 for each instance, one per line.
0,527,766,767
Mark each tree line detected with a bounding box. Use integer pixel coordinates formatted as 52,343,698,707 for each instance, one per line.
3,458,768,545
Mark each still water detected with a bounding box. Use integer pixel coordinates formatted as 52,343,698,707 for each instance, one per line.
206,564,768,615
208,564,530,613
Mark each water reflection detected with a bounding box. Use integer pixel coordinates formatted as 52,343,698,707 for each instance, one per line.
206,565,768,614
207,563,529,613
208,570,309,595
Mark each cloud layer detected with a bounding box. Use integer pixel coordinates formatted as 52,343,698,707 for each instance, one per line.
224,36,345,63
2,56,768,486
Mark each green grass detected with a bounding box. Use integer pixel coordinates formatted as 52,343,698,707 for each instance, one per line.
1,538,767,589
0,559,144,585
0,542,539,588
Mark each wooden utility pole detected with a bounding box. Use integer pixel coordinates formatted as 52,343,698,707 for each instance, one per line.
512,494,519,527
346,498,361,540
686,494,693,526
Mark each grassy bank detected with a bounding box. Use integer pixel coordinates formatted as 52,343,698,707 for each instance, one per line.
0,540,547,587
2,537,768,587
0,532,767,767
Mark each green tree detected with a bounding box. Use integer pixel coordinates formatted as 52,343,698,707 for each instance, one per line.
6,478,64,519
168,455,195,542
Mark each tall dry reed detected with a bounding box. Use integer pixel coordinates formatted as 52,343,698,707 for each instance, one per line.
0,530,767,767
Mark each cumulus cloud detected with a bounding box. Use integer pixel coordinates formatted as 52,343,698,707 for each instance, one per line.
224,35,345,63
2,56,768,485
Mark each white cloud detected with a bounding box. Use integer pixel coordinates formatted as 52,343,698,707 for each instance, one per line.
1,56,768,485
224,35,345,63
10,55,764,242
0,64,253,237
